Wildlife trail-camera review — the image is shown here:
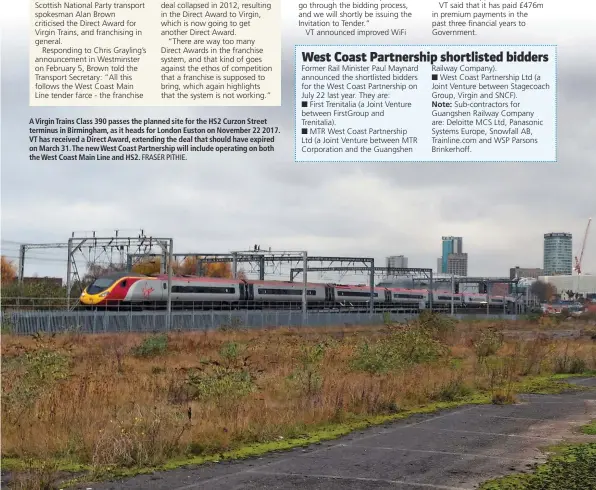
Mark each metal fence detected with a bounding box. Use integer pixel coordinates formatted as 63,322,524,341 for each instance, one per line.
1,309,520,335
1,297,528,314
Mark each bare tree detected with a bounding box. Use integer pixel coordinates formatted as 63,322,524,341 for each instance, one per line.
530,280,557,302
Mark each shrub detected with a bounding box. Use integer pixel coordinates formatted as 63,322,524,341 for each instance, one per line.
431,377,473,402
417,310,457,341
3,348,70,423
92,405,188,468
187,366,255,401
351,324,448,374
473,327,504,359
287,343,327,395
553,342,588,374
218,341,249,369
131,334,169,358
350,341,396,375
554,355,587,374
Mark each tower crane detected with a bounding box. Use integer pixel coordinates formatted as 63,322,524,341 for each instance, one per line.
574,217,592,274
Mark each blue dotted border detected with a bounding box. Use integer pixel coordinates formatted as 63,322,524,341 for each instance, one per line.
293,44,557,163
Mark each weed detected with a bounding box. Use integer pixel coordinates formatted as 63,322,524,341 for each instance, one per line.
287,343,326,396
1,318,15,334
2,348,69,425
474,327,504,359
478,354,519,402
522,312,543,323
217,317,244,332
491,391,517,405
581,420,596,435
92,405,189,468
417,310,457,341
350,341,395,375
518,336,554,375
554,342,588,374
431,376,473,402
480,443,596,489
131,334,168,358
5,459,61,490
187,365,255,402
350,324,447,375
218,341,248,369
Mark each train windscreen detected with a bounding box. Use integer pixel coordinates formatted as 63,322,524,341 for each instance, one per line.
86,277,116,294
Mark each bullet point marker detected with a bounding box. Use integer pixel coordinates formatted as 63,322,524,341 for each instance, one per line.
431,74,438,81
302,128,308,134
302,101,308,107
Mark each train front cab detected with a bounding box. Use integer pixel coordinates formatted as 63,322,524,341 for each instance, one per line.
80,273,146,310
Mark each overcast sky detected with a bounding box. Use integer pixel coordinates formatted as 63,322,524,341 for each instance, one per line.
1,1,594,281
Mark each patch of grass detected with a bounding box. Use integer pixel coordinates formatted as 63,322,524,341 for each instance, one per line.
0,458,89,473
581,420,596,435
479,443,596,489
515,375,587,395
131,334,169,358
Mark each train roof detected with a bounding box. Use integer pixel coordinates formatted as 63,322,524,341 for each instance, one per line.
249,280,325,288
96,272,148,280
335,285,386,291
152,275,242,283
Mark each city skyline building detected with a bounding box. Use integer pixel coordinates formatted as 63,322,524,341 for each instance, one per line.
441,236,465,275
510,266,543,280
543,232,573,275
386,255,408,269
447,252,468,276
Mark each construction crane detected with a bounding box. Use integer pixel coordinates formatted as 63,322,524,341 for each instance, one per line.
574,217,592,274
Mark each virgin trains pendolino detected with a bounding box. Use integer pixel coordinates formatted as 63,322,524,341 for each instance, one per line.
79,272,516,312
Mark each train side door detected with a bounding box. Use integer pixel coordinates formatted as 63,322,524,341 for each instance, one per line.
325,285,334,304
247,284,254,301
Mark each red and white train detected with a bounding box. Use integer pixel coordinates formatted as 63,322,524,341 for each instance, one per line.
79,272,515,311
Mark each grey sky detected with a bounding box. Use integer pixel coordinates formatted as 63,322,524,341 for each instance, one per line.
1,3,595,279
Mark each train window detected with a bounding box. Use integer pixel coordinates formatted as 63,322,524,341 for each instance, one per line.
394,294,423,299
337,291,378,297
257,288,317,295
437,296,453,300
171,286,235,294
87,277,116,294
